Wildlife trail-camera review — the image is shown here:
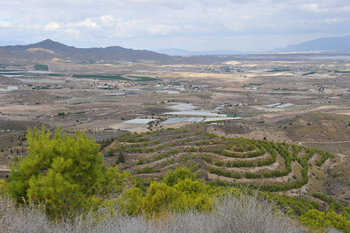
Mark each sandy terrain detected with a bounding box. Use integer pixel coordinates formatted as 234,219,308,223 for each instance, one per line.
0,105,55,114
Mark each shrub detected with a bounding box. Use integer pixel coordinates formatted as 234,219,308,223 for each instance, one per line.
8,126,130,218
137,159,144,165
215,160,223,166
201,156,212,163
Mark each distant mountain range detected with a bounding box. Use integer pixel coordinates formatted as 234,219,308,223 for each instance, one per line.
0,36,350,65
157,48,250,56
159,35,350,55
272,35,350,53
0,39,174,64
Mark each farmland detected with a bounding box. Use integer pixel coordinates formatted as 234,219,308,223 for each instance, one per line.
1,53,350,224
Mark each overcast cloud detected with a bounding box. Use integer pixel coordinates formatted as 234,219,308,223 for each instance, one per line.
1,0,350,51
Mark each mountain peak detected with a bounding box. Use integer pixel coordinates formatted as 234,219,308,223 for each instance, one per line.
272,35,350,53
41,39,55,43
37,39,59,45
28,39,78,52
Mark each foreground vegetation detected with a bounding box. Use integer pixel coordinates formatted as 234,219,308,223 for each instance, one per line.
0,193,310,233
0,126,348,232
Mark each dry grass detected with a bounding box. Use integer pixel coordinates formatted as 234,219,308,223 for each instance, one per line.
287,113,350,142
0,194,313,233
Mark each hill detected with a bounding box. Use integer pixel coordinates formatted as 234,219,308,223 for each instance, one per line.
272,35,350,52
0,39,175,64
103,125,335,194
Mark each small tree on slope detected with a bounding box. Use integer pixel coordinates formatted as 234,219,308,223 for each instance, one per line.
7,125,130,218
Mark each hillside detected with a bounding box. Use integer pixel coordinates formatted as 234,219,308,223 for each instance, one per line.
285,113,350,142
104,125,335,195
272,35,350,52
0,39,175,64
1,126,349,232
0,74,21,85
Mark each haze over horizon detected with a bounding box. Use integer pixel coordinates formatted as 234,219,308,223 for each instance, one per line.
1,0,350,52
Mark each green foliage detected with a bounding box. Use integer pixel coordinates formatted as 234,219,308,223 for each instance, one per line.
137,159,144,165
245,172,262,179
104,146,113,157
200,155,212,163
180,155,190,164
336,201,343,210
234,147,244,152
129,76,158,81
8,126,130,218
115,186,145,216
99,137,116,150
137,166,160,174
164,167,196,187
316,150,335,166
300,209,350,232
312,192,329,203
117,167,215,216
209,167,241,179
214,160,223,166
153,149,180,161
117,151,125,164
343,206,350,220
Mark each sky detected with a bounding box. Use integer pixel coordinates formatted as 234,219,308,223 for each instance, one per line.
1,0,350,52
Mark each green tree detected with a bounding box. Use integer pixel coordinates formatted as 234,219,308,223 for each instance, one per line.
8,126,130,218
164,167,196,187
117,151,125,164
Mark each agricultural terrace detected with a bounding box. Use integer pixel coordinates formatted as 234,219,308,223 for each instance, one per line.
105,128,334,192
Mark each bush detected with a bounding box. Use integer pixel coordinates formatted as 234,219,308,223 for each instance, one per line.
245,172,262,179
201,155,212,163
137,159,144,165
137,166,160,174
215,160,223,166
8,126,130,218
209,167,241,179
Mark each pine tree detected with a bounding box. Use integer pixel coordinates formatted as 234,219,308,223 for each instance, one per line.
7,125,130,218
117,151,125,164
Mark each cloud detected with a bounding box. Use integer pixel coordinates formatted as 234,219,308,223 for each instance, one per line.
44,22,61,31
75,19,99,28
100,15,119,25
66,28,81,39
300,3,327,12
324,18,350,24
0,0,350,50
0,21,12,28
146,25,181,35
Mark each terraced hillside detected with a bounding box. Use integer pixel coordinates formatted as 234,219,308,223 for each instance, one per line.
104,126,334,193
